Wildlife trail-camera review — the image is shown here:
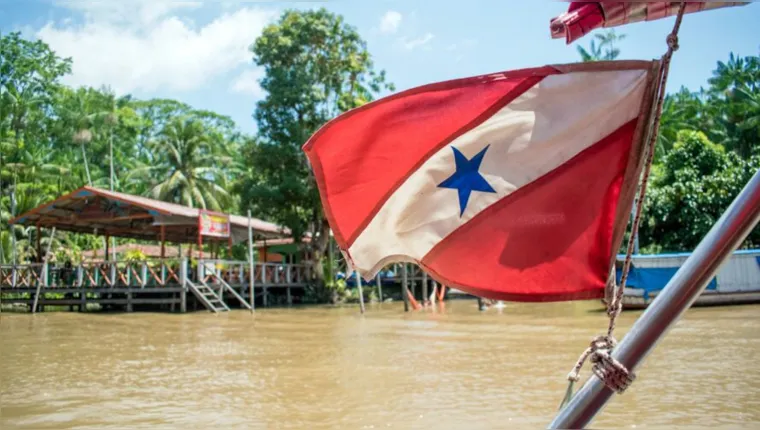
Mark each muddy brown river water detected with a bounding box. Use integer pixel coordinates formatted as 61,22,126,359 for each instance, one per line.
1,300,759,429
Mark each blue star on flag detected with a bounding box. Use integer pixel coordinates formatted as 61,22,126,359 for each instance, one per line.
437,145,496,216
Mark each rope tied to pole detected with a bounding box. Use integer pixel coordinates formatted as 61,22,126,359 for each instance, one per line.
560,0,686,410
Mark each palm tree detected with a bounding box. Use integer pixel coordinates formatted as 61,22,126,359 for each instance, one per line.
100,91,133,192
129,117,233,211
736,87,760,133
58,89,100,186
708,53,759,94
656,88,710,160
577,29,626,62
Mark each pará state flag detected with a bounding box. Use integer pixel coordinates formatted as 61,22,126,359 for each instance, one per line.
303,61,661,302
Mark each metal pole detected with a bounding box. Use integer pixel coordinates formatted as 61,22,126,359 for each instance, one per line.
247,210,255,313
549,167,760,429
355,271,365,314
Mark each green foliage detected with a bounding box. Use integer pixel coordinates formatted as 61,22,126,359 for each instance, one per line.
632,51,760,253
0,31,247,264
238,8,393,298
641,130,760,251
53,242,82,265
127,116,238,210
123,249,147,263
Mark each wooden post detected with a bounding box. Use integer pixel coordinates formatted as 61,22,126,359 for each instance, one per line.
32,227,55,314
376,272,383,302
180,258,187,313
247,210,255,313
262,261,268,307
79,264,86,312
35,223,41,262
160,225,166,259
328,232,335,287
355,271,365,314
422,271,428,307
410,269,416,301
105,234,110,261
197,214,203,260
402,264,409,312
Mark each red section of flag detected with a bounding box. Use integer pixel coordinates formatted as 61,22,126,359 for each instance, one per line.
303,67,557,247
421,120,638,302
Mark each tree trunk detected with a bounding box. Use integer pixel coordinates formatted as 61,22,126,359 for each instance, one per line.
81,143,92,186
109,131,115,191
308,217,332,303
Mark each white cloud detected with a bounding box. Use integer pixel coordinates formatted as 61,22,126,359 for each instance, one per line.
402,33,434,51
231,68,265,97
37,3,277,94
379,10,402,34
54,0,203,26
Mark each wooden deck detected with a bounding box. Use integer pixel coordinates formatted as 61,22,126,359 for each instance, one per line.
0,258,310,313
0,259,444,312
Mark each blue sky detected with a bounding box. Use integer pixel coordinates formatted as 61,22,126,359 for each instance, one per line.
2,1,758,134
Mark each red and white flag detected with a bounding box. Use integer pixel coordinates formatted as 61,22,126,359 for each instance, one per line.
304,61,660,302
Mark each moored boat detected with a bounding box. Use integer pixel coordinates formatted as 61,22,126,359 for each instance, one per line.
619,250,760,309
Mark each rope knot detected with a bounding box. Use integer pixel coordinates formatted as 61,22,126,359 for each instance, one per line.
591,350,636,394
666,33,679,51
590,334,617,351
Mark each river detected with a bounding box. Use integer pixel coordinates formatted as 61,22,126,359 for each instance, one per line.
1,300,759,429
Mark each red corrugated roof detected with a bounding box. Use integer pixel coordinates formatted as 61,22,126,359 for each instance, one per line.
9,186,290,243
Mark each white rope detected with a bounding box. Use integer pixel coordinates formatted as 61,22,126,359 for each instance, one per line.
560,0,687,408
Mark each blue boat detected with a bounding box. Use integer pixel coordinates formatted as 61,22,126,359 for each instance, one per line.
618,249,760,309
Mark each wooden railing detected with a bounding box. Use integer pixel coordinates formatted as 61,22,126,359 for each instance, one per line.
0,263,46,288
195,259,310,287
0,259,311,290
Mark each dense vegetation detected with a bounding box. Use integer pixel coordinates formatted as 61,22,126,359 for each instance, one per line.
577,31,760,253
1,11,758,297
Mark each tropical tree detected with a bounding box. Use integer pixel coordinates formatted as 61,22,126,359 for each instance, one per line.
0,32,71,146
239,8,394,300
707,52,760,94
641,130,760,252
130,117,234,211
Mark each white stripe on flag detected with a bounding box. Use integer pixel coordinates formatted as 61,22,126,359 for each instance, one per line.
348,69,648,276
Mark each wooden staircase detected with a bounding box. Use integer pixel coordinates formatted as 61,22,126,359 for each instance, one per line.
186,280,229,313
